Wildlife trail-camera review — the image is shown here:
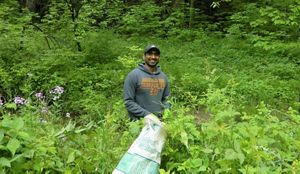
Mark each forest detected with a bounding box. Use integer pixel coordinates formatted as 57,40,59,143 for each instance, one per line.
0,0,300,173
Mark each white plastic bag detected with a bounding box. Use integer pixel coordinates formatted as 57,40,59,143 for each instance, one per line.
112,115,167,174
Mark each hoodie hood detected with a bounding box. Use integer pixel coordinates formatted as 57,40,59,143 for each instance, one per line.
138,63,161,75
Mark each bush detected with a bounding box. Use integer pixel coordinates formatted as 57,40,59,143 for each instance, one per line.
82,31,128,64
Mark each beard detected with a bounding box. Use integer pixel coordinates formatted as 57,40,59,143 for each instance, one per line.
145,61,158,67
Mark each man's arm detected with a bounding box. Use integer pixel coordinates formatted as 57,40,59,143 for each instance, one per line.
123,72,151,118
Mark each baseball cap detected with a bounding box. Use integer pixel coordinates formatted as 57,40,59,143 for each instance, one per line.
144,44,160,55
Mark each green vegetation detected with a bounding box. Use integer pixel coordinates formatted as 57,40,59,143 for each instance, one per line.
0,0,299,173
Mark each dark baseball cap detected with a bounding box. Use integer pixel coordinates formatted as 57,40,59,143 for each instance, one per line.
144,44,160,55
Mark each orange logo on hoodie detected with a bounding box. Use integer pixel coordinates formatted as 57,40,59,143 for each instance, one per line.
141,78,165,96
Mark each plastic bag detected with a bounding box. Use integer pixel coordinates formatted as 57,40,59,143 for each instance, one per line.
112,114,167,174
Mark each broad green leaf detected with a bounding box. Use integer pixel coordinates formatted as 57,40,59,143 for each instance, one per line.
201,148,213,154
237,152,245,165
18,131,30,140
180,130,188,148
214,148,220,154
7,138,20,156
23,149,35,158
199,166,207,172
224,149,237,160
67,151,75,163
234,140,241,152
0,157,11,167
1,117,24,130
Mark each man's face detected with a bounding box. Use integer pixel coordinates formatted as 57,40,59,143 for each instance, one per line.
144,50,160,67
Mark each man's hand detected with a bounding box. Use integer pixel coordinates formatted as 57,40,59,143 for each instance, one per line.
144,113,164,127
145,113,160,121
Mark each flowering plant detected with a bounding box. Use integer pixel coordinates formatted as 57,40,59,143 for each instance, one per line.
50,86,64,101
14,96,27,105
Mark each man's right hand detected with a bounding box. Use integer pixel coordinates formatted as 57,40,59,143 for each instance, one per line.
145,113,164,126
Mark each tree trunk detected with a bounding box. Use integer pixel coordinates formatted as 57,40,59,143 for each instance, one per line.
65,0,83,51
188,0,195,28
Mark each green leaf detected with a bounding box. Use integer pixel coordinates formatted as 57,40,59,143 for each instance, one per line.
9,154,22,162
0,131,4,142
18,131,30,140
128,121,141,135
224,149,237,160
74,121,94,133
7,138,20,156
67,151,75,163
74,128,84,134
55,127,66,137
0,157,11,167
237,152,245,165
234,140,241,152
201,148,213,154
65,121,75,132
85,121,94,129
23,149,35,158
4,103,17,110
0,145,6,150
159,169,170,174
180,130,188,148
199,166,207,172
1,117,24,130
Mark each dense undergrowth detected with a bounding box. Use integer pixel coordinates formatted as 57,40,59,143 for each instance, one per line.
0,29,299,173
1,0,300,173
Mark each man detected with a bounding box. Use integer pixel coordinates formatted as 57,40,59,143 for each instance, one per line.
123,44,170,120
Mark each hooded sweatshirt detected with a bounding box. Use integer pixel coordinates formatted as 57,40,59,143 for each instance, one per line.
123,63,170,120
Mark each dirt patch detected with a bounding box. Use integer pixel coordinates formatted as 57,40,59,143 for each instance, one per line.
194,107,211,124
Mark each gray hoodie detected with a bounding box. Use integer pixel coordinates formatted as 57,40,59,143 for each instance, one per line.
123,63,170,120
